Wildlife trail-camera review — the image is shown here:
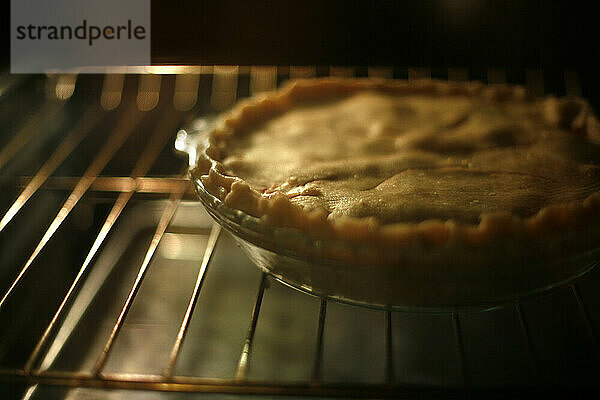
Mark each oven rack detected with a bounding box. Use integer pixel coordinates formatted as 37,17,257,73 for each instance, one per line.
0,67,599,399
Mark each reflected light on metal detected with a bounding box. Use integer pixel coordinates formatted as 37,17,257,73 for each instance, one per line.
101,74,125,110
21,385,37,400
0,106,104,232
55,75,77,100
85,113,185,374
174,130,188,153
32,111,183,373
163,225,221,377
210,66,239,111
235,273,269,381
174,74,200,111
17,176,191,194
30,191,133,373
142,65,213,75
249,66,277,95
175,130,196,168
92,186,186,376
136,75,162,111
0,104,143,311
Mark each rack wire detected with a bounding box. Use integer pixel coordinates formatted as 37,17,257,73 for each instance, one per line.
0,67,599,399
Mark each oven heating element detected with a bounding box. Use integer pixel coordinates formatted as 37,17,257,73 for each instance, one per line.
0,67,599,398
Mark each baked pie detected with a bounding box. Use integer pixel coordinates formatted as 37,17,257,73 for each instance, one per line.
187,78,600,307
196,78,600,244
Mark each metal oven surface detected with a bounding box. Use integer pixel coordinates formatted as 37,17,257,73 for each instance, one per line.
0,68,599,399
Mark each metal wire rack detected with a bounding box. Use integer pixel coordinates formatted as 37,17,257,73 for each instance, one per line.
0,67,599,399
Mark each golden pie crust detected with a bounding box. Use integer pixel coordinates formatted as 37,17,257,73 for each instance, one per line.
193,78,600,249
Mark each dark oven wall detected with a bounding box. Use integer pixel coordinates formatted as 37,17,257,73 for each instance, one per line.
4,1,599,108
149,0,595,69
150,0,600,107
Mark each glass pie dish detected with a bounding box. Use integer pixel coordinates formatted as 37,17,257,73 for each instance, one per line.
176,117,600,312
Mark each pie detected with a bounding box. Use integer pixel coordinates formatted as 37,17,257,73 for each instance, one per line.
192,78,600,264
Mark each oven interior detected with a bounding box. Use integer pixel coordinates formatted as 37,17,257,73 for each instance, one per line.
0,67,599,399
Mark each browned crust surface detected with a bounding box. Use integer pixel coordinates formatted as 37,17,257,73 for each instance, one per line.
192,78,600,247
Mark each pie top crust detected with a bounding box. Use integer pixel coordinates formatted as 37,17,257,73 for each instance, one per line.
194,78,600,247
